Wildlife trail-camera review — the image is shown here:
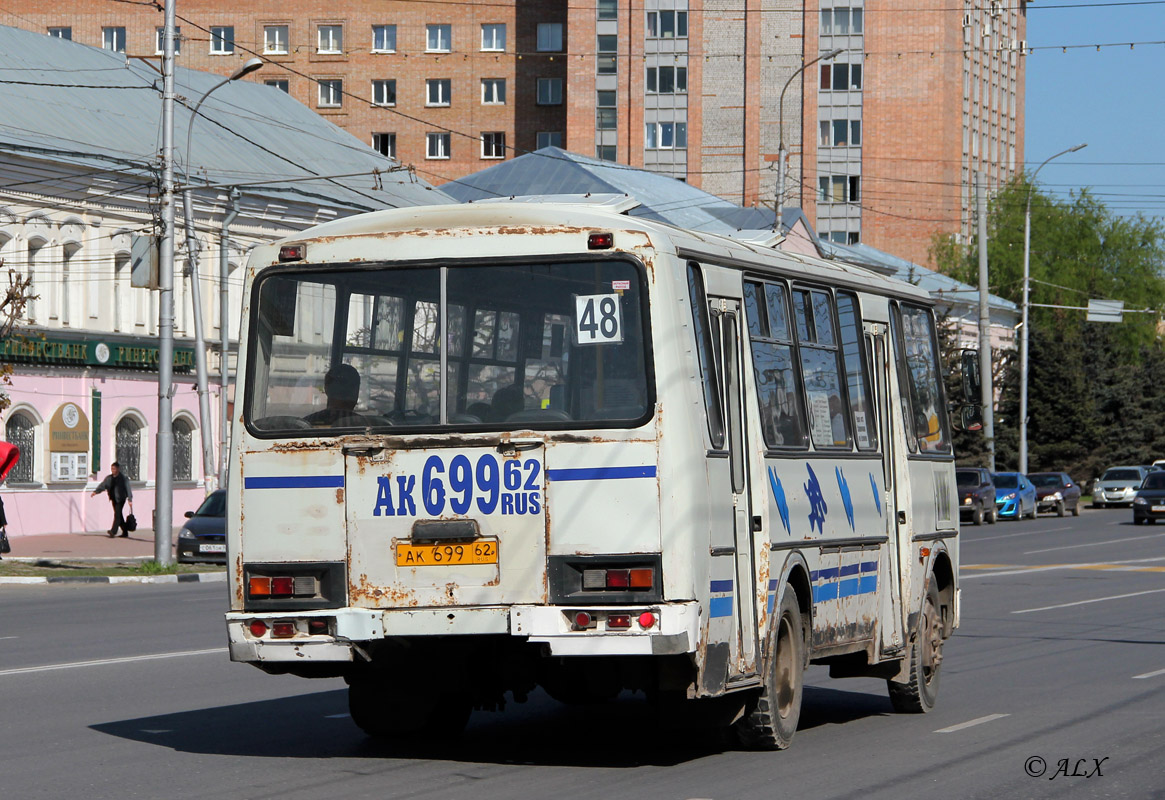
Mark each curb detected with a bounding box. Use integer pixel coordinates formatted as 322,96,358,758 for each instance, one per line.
0,572,227,586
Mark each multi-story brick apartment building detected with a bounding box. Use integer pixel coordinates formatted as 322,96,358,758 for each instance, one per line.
1,2,567,187
564,0,1025,266
5,1,1022,266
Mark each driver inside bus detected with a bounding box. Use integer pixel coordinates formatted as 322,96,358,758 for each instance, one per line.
305,363,366,427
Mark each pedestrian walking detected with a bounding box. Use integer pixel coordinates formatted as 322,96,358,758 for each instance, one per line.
91,462,133,537
0,441,19,559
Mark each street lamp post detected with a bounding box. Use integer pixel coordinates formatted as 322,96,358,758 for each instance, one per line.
155,0,177,565
1019,142,1086,473
181,57,262,492
775,48,843,230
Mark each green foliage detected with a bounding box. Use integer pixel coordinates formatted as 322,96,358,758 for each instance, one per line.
935,178,1165,483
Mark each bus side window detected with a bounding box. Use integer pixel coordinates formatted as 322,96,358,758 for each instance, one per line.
687,263,725,449
899,304,952,454
889,305,918,453
793,288,852,450
744,280,808,449
836,292,878,451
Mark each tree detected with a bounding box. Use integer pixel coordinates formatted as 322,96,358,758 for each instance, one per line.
1,267,36,414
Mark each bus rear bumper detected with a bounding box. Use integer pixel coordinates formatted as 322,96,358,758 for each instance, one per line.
510,602,700,656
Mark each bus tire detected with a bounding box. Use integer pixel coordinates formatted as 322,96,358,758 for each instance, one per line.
888,581,943,713
348,678,470,739
735,588,804,750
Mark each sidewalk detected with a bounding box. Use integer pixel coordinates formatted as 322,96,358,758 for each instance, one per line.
3,528,180,561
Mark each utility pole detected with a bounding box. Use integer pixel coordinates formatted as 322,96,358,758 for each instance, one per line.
976,174,995,472
155,0,177,565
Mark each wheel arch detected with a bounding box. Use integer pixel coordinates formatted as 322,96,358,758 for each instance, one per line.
769,551,813,664
929,547,956,638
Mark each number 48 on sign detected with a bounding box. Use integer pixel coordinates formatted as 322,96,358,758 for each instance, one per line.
575,293,624,345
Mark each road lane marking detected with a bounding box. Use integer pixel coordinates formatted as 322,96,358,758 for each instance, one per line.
0,636,18,641
1133,668,1165,680
962,529,1047,543
1013,588,1165,614
935,713,1009,733
325,713,351,719
963,556,1165,578
0,647,224,677
1025,533,1165,555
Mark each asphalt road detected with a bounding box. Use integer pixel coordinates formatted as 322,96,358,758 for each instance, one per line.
1,506,1162,800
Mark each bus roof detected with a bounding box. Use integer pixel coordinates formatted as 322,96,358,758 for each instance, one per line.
267,202,933,304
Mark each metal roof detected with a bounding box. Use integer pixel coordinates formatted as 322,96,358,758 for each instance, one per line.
818,239,1019,316
443,146,778,237
0,24,449,213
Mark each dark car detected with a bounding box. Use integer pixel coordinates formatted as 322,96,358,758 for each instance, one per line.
956,467,997,525
177,489,226,564
1027,472,1082,517
1133,471,1165,525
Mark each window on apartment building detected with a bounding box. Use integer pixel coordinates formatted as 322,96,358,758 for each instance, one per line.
597,35,618,74
481,78,506,104
537,132,563,149
596,90,617,130
481,132,506,159
645,121,687,149
596,145,617,162
264,25,289,55
821,118,860,146
318,25,343,54
537,77,563,105
427,24,451,52
647,10,688,38
155,27,182,54
265,79,290,93
103,26,126,53
822,9,863,35
373,132,397,159
819,175,847,203
427,132,451,159
426,78,452,106
849,175,860,202
372,79,397,106
481,24,506,51
48,27,71,40
821,62,862,91
598,0,618,20
537,23,563,52
210,26,234,54
373,24,397,52
318,78,343,107
646,66,686,93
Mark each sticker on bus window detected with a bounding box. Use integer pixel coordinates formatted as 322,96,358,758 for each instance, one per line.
611,280,631,291
575,293,624,345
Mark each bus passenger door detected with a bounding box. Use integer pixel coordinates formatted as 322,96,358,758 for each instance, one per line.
712,300,758,679
869,327,906,654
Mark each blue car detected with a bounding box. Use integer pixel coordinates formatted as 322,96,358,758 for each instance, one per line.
994,472,1037,519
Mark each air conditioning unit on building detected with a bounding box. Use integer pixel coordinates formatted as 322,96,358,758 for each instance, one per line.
990,2,1003,17
982,21,992,37
1009,39,1027,53
963,13,973,26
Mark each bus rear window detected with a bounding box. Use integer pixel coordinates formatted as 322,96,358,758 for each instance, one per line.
245,260,650,434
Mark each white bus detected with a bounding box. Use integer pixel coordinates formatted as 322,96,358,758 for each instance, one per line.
226,202,961,748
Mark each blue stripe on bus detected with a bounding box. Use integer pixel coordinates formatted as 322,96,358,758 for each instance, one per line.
861,561,878,573
839,563,861,577
545,466,657,481
709,596,734,618
244,476,345,489
813,583,840,603
710,579,734,593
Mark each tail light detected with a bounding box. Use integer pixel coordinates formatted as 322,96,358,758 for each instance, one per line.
271,621,296,639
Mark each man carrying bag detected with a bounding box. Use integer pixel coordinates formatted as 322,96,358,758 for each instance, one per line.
92,462,133,538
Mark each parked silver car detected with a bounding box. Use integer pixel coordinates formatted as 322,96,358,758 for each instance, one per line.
1092,466,1149,508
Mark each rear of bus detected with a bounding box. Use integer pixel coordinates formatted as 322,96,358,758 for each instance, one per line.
224,207,698,731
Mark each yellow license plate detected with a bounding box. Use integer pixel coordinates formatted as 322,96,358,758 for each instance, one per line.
396,539,499,567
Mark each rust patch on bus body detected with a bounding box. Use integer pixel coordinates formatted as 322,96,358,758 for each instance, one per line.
335,487,344,504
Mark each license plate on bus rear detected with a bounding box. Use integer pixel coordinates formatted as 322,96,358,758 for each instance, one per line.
200,544,226,553
396,539,499,567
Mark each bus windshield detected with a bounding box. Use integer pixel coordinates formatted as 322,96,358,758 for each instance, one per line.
245,259,650,435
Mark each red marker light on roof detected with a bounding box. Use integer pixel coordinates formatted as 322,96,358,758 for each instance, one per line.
278,244,306,262
588,232,614,250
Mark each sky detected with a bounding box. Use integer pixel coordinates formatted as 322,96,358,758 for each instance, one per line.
1025,0,1165,217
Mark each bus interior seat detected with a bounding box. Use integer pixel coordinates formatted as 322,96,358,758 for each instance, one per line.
450,413,483,424
253,415,312,430
506,409,573,423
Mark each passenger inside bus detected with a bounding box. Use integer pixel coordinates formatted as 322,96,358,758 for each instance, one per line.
488,384,526,422
305,364,366,427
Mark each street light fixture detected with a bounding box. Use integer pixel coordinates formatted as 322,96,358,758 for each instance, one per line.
180,56,262,492
775,48,843,231
1018,142,1086,473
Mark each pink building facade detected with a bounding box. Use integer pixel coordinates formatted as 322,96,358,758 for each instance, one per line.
1,343,217,537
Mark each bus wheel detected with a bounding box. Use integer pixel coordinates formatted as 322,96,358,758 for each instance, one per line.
888,581,943,713
735,589,804,750
348,678,470,739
